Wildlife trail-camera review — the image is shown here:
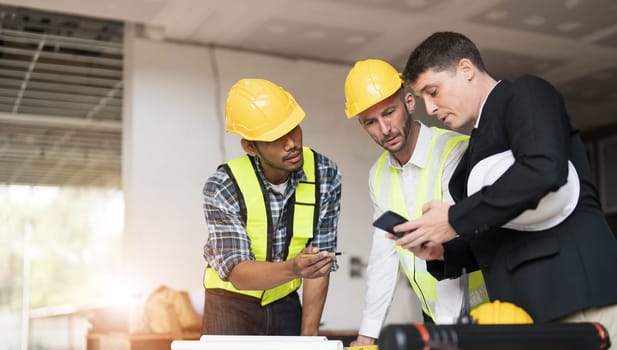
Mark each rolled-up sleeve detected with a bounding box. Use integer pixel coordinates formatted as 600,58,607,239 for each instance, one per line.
203,169,254,280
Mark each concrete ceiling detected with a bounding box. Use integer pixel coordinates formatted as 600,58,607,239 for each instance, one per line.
1,0,617,187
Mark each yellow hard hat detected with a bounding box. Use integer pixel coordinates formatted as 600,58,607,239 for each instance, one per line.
470,300,534,324
225,78,305,141
344,59,403,118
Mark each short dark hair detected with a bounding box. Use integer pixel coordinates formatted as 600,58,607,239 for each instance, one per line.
403,31,487,85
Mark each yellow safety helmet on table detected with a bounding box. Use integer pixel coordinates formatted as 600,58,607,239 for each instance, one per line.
470,300,534,324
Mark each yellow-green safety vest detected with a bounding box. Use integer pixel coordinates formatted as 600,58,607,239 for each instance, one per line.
372,127,486,321
204,147,318,306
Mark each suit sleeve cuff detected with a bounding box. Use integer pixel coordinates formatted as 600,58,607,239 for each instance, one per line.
427,260,446,280
439,237,478,279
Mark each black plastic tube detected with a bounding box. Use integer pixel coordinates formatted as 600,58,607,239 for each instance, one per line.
378,322,611,350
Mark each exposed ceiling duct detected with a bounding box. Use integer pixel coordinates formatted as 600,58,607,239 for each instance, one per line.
0,4,123,188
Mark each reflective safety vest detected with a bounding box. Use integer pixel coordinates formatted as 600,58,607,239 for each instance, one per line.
204,147,318,306
372,127,486,321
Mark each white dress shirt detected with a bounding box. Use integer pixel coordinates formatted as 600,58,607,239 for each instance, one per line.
359,121,468,338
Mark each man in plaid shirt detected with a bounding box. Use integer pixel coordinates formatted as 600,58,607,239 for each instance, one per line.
201,78,342,336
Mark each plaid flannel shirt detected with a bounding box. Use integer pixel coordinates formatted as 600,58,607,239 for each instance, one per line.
203,149,342,280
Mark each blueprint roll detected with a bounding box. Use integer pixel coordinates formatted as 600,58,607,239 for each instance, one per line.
172,335,344,350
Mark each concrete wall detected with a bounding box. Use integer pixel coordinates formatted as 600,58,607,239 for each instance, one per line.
122,29,428,330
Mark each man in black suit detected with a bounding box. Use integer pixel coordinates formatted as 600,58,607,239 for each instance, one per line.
394,31,617,337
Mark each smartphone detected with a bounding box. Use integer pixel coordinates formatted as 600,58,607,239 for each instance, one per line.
372,210,408,238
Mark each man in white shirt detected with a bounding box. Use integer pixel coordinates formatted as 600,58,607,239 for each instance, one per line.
343,59,487,346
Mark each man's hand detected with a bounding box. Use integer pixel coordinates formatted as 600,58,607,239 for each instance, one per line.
410,243,445,261
350,335,376,346
228,247,334,290
392,200,457,250
292,246,334,279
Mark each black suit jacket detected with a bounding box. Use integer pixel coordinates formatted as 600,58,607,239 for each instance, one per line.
428,75,617,323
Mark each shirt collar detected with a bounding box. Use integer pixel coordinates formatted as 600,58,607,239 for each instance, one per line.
253,155,305,194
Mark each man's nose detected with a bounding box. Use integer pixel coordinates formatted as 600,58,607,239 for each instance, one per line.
425,98,438,115
281,133,298,150
378,118,391,134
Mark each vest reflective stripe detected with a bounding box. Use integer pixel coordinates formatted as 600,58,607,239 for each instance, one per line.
293,148,317,237
204,147,317,306
373,127,486,321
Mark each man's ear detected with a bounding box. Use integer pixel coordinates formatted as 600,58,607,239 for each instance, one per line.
241,138,257,156
458,58,475,81
404,91,416,112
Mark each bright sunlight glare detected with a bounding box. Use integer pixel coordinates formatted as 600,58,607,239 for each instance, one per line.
8,185,59,208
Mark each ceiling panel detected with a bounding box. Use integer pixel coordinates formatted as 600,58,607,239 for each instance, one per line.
1,0,617,189
241,19,380,63
594,30,617,48
481,49,563,80
558,67,617,105
469,0,617,39
326,0,446,13
0,4,123,188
